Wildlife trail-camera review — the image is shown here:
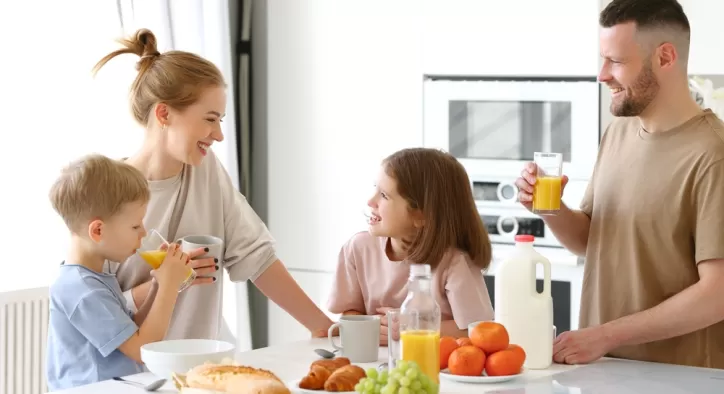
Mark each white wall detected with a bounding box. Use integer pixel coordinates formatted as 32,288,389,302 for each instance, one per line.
261,0,425,274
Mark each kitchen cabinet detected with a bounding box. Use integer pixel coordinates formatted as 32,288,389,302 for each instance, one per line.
267,270,338,346
423,0,601,77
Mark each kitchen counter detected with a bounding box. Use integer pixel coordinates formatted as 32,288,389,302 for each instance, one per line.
49,338,724,393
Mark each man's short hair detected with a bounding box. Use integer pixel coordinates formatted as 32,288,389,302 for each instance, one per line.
600,0,690,33
600,0,691,64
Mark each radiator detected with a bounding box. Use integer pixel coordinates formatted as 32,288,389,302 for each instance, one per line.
0,287,49,394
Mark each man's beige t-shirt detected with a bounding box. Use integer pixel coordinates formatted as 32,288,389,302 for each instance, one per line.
580,109,724,368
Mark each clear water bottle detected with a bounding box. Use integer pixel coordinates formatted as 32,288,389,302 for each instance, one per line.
399,264,441,385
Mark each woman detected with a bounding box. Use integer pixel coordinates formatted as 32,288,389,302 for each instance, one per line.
94,28,333,340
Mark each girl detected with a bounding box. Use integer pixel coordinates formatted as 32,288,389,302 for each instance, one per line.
327,148,494,344
93,28,334,341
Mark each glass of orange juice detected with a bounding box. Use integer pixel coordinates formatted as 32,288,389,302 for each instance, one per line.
387,308,401,369
532,152,563,215
137,229,196,292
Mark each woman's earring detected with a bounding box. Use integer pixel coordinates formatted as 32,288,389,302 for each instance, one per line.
161,124,168,132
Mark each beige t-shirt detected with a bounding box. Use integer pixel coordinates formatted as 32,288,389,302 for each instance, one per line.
113,150,277,340
327,231,494,329
580,109,724,368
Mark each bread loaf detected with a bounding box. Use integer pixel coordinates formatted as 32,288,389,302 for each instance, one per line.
183,364,290,394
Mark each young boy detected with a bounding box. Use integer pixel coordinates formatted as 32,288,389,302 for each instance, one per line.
45,154,190,391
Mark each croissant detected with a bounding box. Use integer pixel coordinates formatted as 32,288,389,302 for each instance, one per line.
323,365,367,392
298,365,331,390
310,357,351,373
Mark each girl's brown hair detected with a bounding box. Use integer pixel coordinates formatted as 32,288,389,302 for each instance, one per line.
383,148,492,271
92,28,226,126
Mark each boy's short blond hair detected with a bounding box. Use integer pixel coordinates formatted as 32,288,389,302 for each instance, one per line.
49,154,150,232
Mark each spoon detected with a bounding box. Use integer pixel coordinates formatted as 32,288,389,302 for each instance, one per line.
377,363,389,371
112,376,166,391
314,348,339,359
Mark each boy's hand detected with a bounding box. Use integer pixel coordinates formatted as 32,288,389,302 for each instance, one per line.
152,243,190,288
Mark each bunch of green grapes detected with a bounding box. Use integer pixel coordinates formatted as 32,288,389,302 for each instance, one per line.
354,361,439,394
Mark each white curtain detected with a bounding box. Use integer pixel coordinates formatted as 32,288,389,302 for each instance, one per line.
0,1,144,294
116,0,252,351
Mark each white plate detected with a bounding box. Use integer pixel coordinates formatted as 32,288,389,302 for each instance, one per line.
439,368,524,384
288,379,356,393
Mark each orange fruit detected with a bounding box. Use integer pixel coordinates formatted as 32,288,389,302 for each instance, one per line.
507,344,526,365
448,345,486,376
439,336,459,369
485,349,524,376
470,322,509,354
456,337,472,347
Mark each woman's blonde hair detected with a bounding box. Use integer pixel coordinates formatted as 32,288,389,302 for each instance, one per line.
93,28,226,126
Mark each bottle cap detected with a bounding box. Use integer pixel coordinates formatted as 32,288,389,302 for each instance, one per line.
410,264,431,277
514,235,535,243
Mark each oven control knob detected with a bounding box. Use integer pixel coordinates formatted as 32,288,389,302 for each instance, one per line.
497,182,519,203
497,216,519,238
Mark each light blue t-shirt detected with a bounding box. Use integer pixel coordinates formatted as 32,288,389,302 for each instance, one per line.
46,263,143,391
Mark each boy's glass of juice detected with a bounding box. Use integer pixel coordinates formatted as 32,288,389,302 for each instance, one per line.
137,229,196,292
532,152,563,216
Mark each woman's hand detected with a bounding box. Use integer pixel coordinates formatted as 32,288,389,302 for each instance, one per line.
185,247,219,285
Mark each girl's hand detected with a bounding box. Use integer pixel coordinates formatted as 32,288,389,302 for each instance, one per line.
379,324,389,346
377,307,399,345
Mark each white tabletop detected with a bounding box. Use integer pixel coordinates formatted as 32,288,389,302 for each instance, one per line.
48,338,724,393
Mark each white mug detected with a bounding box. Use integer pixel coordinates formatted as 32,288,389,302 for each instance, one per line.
179,235,223,280
328,315,380,363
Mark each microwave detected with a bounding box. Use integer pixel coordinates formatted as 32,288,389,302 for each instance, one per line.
423,77,601,181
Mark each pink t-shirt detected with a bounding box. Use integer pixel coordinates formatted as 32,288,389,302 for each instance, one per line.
327,231,494,329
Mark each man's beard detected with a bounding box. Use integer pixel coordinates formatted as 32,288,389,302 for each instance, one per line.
610,63,659,117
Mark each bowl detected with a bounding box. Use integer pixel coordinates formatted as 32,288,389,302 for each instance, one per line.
141,339,236,379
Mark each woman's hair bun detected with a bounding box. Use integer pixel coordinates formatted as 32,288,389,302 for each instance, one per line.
133,29,160,70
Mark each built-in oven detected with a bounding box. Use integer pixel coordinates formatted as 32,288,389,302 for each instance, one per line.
470,175,589,249
423,76,600,181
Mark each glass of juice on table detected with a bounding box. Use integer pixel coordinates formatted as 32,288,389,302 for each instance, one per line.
387,308,401,369
137,229,196,292
399,264,441,386
532,152,563,215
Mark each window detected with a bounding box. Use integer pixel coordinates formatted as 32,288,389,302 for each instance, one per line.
0,2,144,292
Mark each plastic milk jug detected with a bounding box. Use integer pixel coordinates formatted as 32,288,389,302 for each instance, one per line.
494,235,554,369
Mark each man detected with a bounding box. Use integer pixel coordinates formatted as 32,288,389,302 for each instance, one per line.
515,0,724,369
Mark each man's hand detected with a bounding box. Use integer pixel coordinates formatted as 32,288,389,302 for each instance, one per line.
552,325,615,365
